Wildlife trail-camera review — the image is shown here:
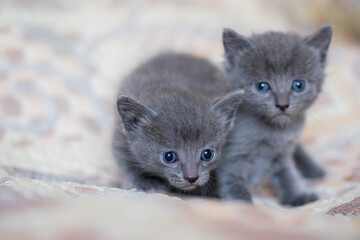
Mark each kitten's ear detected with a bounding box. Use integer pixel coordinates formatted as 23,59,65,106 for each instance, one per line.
211,89,244,131
223,28,253,70
117,96,156,137
304,24,333,67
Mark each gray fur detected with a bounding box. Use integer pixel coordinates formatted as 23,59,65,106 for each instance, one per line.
218,25,332,206
294,144,325,179
112,53,243,197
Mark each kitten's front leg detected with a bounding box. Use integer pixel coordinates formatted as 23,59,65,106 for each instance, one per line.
268,156,318,207
293,144,326,179
217,158,252,202
132,174,169,193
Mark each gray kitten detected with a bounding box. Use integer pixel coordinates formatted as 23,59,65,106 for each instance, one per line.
218,25,332,206
112,53,243,197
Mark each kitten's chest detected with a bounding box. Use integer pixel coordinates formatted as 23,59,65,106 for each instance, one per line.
232,116,303,155
265,128,301,151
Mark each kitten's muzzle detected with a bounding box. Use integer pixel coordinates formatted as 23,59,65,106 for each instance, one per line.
276,104,289,112
181,162,199,184
275,93,289,112
184,176,199,184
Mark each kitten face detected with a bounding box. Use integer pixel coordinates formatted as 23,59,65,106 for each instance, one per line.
117,90,243,191
223,25,332,127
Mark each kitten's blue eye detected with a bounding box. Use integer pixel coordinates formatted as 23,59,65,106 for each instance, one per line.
201,149,214,161
163,151,178,164
255,82,271,93
292,80,306,92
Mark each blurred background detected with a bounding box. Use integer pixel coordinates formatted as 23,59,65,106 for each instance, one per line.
0,1,360,239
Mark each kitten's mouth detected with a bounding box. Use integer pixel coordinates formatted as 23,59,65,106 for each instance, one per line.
274,111,290,118
270,112,292,126
276,110,289,115
179,185,197,191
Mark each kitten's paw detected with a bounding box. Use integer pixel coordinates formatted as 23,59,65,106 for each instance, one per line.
220,188,253,203
302,166,326,179
282,193,318,207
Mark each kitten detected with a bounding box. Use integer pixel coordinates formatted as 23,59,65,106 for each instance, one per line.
112,53,243,197
218,25,332,206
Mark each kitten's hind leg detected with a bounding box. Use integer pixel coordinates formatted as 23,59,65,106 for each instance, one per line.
293,144,326,179
268,156,318,207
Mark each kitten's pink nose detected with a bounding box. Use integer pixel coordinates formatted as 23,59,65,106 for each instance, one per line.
184,176,199,184
276,104,289,112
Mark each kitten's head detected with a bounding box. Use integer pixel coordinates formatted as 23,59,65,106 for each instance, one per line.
223,25,332,127
116,90,243,192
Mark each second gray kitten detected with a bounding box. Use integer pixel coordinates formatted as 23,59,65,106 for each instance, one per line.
113,53,243,197
218,25,332,206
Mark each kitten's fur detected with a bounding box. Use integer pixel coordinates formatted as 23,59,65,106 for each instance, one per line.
218,25,332,206
112,53,243,197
